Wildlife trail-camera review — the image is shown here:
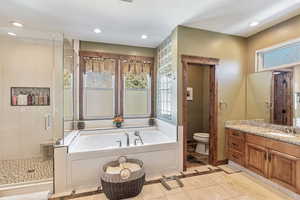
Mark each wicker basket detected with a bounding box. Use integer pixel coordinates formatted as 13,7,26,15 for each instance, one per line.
101,157,145,200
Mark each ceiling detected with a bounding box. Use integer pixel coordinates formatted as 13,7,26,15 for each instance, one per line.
0,0,300,48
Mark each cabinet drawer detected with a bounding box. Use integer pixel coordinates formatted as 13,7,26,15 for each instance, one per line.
246,134,267,147
228,149,244,166
228,136,245,153
228,129,245,141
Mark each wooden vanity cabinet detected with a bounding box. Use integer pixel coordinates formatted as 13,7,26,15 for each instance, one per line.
226,128,245,166
245,142,268,177
226,128,300,193
268,150,299,192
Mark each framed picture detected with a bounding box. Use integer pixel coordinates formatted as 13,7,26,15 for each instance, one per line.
187,87,193,101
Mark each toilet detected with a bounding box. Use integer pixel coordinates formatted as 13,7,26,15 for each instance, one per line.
193,132,209,155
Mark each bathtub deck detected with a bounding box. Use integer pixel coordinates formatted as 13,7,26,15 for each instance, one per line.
0,158,53,185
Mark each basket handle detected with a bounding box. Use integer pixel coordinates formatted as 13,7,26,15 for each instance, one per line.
118,156,127,165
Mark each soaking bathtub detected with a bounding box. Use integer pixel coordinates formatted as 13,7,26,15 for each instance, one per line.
63,126,180,192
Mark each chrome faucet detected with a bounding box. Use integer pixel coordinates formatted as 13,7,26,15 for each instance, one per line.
124,132,130,146
285,127,295,135
116,139,122,147
134,130,144,145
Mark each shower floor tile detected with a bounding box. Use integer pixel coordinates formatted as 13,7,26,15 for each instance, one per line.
0,158,53,185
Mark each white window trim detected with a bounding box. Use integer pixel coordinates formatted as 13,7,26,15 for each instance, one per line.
256,36,300,72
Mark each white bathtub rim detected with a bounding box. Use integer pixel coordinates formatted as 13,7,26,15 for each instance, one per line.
68,142,178,160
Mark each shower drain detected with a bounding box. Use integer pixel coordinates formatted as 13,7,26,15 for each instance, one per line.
27,169,35,173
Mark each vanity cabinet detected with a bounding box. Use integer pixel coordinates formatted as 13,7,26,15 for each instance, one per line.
226,128,300,194
245,143,268,177
268,150,298,192
227,129,245,166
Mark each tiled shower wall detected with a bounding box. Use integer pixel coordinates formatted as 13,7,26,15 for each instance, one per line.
0,33,63,160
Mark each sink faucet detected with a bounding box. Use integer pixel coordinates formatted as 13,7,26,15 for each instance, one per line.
285,127,295,135
124,132,130,146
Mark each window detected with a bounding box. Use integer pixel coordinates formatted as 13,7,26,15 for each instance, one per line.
80,53,153,120
157,67,173,120
123,66,151,117
82,58,116,119
256,38,300,72
63,39,74,121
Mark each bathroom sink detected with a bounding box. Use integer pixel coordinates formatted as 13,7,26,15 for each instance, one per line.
265,132,295,138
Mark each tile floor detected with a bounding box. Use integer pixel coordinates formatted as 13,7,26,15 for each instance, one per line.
69,166,293,200
1,165,294,200
0,158,53,185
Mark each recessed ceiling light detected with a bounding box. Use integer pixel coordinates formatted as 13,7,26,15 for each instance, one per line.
141,34,148,39
11,21,23,27
120,0,133,3
250,21,259,27
94,28,101,34
8,32,16,36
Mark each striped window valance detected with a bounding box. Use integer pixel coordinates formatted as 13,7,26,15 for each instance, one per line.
83,57,116,74
121,61,151,74
82,54,153,75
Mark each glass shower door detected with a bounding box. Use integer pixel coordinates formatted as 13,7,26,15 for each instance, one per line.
0,29,63,189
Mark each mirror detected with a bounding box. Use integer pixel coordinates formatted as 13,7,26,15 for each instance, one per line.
247,66,300,127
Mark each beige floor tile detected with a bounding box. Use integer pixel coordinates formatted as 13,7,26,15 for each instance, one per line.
181,174,217,191
218,164,241,173
185,185,234,200
227,173,292,200
204,171,234,184
165,191,191,200
68,171,293,200
219,182,247,198
161,180,184,194
139,183,166,200
229,195,259,200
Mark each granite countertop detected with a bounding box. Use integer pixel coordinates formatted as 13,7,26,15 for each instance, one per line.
225,123,300,146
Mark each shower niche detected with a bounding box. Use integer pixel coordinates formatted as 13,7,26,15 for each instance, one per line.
11,87,50,106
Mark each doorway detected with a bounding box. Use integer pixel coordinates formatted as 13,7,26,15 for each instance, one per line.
271,70,293,126
181,55,219,170
186,64,210,167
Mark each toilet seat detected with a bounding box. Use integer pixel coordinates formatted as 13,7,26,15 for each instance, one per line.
193,132,209,138
193,132,209,143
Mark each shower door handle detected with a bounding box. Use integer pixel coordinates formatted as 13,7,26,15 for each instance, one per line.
45,114,52,130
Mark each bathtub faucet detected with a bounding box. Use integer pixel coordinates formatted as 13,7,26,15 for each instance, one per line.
134,130,144,145
124,132,130,146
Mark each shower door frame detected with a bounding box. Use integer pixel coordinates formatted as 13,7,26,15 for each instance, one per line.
181,55,220,169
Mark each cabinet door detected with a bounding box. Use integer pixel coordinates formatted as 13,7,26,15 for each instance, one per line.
268,150,298,192
245,143,268,177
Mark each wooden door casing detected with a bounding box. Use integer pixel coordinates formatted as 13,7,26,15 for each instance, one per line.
245,143,268,177
268,150,298,192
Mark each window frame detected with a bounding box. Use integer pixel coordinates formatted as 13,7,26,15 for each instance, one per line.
122,72,152,118
256,37,300,72
79,51,154,120
157,68,173,121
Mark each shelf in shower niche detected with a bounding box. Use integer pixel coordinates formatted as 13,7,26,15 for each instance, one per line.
11,87,50,106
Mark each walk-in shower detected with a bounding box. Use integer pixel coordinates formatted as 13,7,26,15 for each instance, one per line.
0,29,64,195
